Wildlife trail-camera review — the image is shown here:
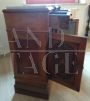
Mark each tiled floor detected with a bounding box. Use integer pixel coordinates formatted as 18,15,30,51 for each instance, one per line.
0,39,90,101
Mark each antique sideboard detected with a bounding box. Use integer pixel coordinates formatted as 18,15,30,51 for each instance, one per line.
3,7,87,99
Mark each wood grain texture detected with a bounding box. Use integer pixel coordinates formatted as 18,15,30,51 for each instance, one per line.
3,7,87,99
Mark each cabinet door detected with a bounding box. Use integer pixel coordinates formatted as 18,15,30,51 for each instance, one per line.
47,34,87,91
10,31,48,87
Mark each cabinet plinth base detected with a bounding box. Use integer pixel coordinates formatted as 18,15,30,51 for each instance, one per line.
15,83,49,99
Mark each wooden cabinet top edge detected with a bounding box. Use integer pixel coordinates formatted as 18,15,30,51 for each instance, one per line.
2,8,49,13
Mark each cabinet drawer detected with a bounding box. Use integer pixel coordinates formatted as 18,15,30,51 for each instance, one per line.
4,13,49,32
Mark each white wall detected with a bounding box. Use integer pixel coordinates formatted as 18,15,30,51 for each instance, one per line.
0,0,90,54
0,0,24,55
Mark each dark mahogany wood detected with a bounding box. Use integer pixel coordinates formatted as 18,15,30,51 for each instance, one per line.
3,7,49,99
3,7,87,99
46,34,87,91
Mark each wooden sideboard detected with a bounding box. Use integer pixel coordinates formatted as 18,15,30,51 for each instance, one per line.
3,7,87,99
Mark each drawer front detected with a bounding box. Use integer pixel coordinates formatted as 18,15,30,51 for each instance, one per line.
4,13,49,32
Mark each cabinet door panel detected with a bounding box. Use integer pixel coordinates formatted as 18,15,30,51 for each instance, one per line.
47,34,87,91
14,52,39,75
